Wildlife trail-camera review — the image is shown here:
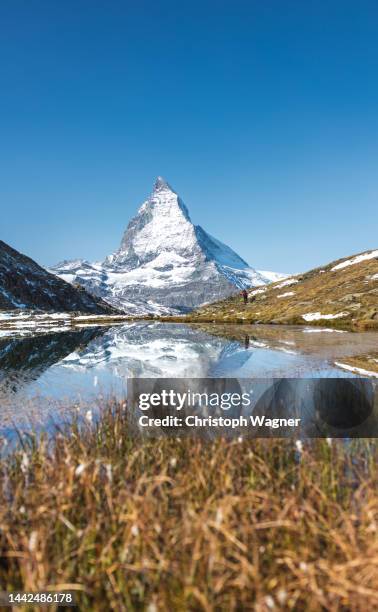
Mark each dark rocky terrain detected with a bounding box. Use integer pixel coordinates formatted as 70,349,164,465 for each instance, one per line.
0,240,115,314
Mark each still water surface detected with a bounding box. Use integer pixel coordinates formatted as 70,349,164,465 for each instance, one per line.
0,322,377,436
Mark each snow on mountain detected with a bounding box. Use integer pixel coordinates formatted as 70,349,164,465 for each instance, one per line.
256,269,290,283
0,240,114,314
51,177,287,314
330,249,378,271
59,321,229,378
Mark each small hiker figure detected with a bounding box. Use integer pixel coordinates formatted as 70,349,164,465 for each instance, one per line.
244,335,250,349
241,289,248,304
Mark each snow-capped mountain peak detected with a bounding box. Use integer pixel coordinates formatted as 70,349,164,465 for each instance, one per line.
51,178,287,314
108,178,196,270
153,175,175,193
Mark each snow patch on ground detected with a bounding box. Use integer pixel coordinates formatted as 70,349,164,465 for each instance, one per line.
331,249,378,271
0,311,134,337
303,328,347,334
73,314,128,321
334,362,378,378
248,288,266,296
277,291,295,298
302,311,349,321
274,278,299,289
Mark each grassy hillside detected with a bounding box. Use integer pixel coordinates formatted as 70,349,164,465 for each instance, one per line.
176,249,378,330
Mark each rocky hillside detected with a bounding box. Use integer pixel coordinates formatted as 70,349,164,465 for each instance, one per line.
0,240,115,314
179,249,378,330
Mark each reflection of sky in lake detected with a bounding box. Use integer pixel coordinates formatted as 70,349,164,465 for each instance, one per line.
209,345,351,378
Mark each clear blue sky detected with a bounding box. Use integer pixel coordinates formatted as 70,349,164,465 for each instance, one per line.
1,1,377,273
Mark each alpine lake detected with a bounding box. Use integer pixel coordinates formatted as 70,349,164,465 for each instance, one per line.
0,319,377,443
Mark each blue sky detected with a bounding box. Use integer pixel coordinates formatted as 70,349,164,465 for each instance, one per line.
1,1,377,273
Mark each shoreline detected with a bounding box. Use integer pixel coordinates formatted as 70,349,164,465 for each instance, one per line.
1,309,378,334
161,313,378,332
1,313,377,378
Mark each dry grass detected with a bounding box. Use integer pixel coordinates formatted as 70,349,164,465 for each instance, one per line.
0,404,377,611
335,352,378,375
169,250,378,331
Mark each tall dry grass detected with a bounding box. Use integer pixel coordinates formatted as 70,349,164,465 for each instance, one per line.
0,403,377,611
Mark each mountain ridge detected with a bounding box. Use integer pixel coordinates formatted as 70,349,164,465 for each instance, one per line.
51,177,287,314
0,240,115,314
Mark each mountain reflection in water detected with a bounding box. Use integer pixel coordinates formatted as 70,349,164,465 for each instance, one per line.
0,322,377,436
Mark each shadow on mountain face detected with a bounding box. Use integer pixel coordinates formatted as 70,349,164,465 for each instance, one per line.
0,327,106,393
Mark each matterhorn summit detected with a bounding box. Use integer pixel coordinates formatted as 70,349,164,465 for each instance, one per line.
51,178,286,314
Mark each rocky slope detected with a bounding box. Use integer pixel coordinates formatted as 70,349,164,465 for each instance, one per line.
179,249,378,330
0,240,114,314
51,177,286,314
